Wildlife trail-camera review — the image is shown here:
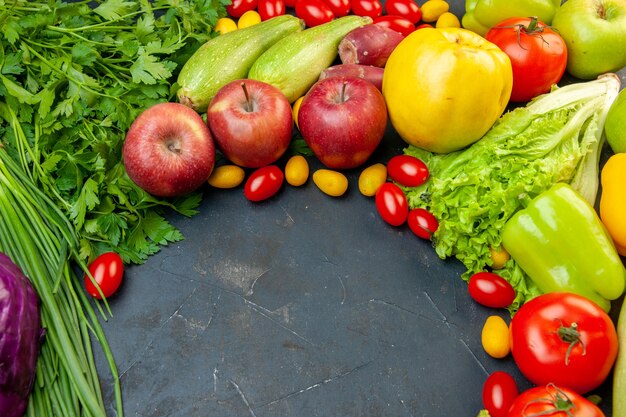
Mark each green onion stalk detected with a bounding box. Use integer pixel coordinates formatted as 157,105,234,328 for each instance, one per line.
0,143,122,417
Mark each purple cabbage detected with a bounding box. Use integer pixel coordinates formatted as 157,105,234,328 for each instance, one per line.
0,252,42,417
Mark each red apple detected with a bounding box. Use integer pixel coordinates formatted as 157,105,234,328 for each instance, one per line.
207,79,293,168
123,102,215,198
298,76,387,169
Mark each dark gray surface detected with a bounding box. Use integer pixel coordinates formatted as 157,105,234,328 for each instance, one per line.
93,2,626,415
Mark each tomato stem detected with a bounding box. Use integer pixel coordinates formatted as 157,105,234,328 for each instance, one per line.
557,321,586,366
524,16,540,33
522,384,577,417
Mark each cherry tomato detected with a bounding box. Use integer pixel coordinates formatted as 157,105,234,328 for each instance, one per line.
415,23,433,29
485,17,567,102
468,271,515,309
482,371,519,417
351,0,382,19
384,0,421,24
407,208,438,240
510,292,619,394
321,0,350,16
375,182,408,226
226,0,258,18
507,384,604,417
244,165,284,202
387,155,428,187
295,0,334,27
84,252,124,299
373,15,415,37
258,0,286,20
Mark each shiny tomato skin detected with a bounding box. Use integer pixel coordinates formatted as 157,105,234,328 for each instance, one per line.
84,252,124,299
510,292,618,394
374,15,415,37
407,208,438,239
375,182,409,226
485,17,567,102
295,0,334,27
387,154,428,187
384,0,421,23
351,0,383,19
244,165,284,202
507,385,605,417
482,371,519,417
258,0,286,20
226,0,258,18
468,271,516,308
321,0,350,16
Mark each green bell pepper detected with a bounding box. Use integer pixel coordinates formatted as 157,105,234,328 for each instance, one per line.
502,183,625,312
462,0,561,36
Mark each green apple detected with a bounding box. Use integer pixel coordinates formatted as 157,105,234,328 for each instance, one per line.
605,88,626,153
552,0,626,80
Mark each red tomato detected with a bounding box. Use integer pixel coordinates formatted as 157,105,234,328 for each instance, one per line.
482,371,519,417
407,208,438,239
258,0,286,20
351,0,382,19
373,15,415,37
226,0,258,17
510,292,618,394
507,384,604,417
415,23,432,29
84,252,124,299
485,17,567,102
321,0,350,16
384,0,421,24
295,0,334,27
387,155,428,187
375,182,408,226
468,272,515,309
244,165,284,202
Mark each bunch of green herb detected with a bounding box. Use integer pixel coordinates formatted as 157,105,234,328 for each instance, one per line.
0,0,228,265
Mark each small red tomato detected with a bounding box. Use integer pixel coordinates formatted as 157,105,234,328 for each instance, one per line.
375,182,409,226
387,155,428,187
258,0,286,20
468,271,516,309
351,0,382,19
384,0,421,24
226,0,258,17
244,165,284,202
84,252,124,299
507,384,604,417
415,23,432,29
322,0,350,16
482,371,519,417
295,0,335,27
407,208,438,239
373,15,415,37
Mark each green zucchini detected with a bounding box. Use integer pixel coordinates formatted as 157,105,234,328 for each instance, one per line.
176,15,304,112
248,16,372,103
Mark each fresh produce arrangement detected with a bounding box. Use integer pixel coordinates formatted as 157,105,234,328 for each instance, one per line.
1,0,626,416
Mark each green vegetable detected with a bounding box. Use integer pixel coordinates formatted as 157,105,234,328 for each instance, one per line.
462,0,561,36
0,0,225,265
614,297,626,417
177,14,304,112
403,74,621,309
248,15,372,103
501,183,625,312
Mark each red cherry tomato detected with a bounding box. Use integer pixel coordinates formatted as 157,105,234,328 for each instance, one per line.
510,292,619,394
507,384,604,417
407,208,438,240
468,271,516,309
387,155,429,187
384,0,421,24
321,0,350,16
373,15,415,37
375,182,408,226
84,252,124,299
258,0,286,20
415,23,433,29
244,165,284,202
482,371,519,417
295,0,335,27
485,17,567,102
226,0,258,18
351,0,382,19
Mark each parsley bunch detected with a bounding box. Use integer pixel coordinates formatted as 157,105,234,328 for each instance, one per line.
0,0,227,264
